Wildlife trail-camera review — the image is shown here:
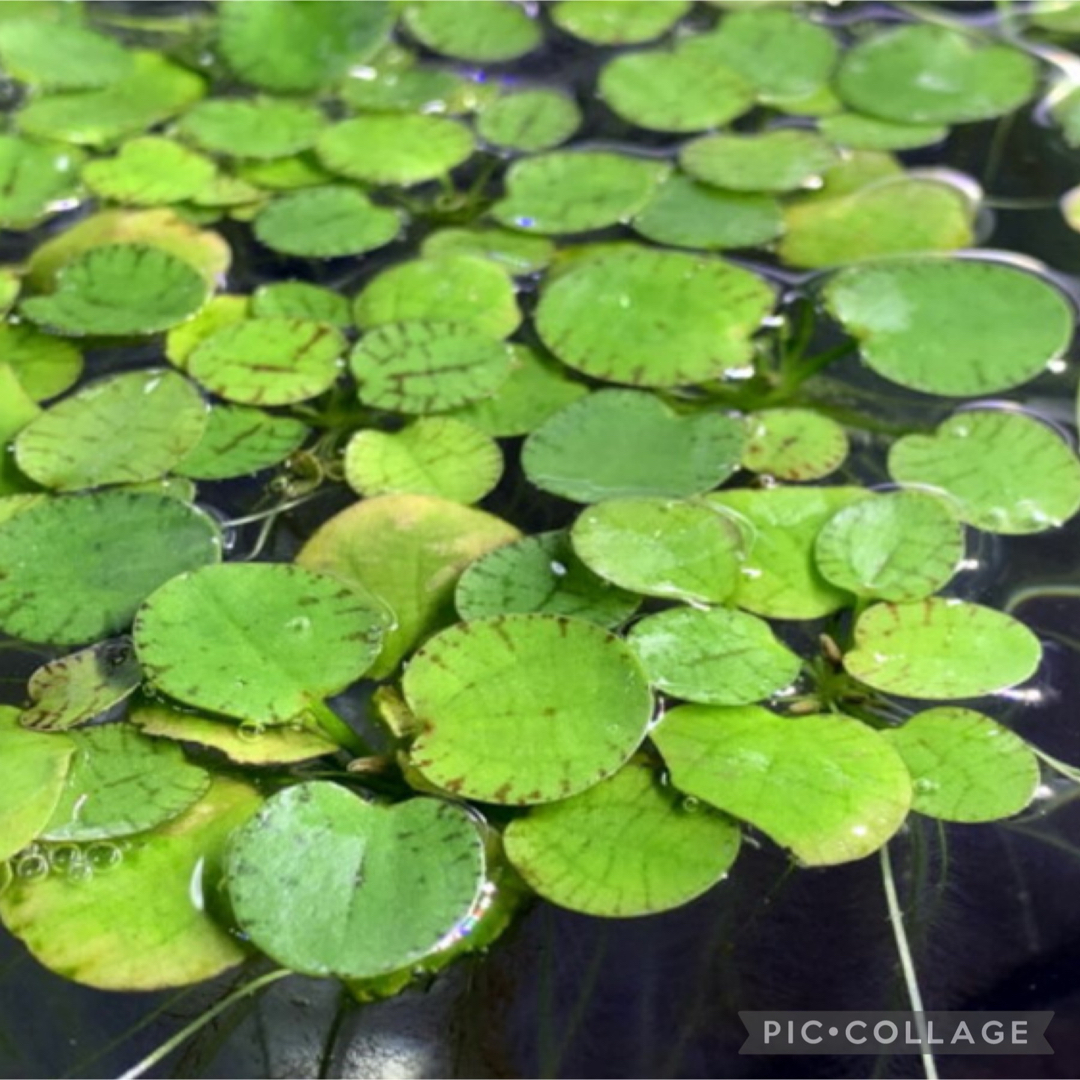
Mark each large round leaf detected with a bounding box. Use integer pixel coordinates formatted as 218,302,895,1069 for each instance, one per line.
174,404,308,481
0,777,259,990
845,599,1042,700
178,96,326,160
824,259,1072,396
0,135,82,229
0,492,220,645
0,18,131,90
536,248,773,387
523,389,745,503
887,410,1080,535
134,563,387,726
254,187,401,259
551,0,689,45
297,495,520,678
652,705,912,866
403,0,540,61
15,369,207,491
0,323,82,402
21,245,210,337
226,783,485,978
477,89,581,152
405,614,653,804
504,759,740,916
680,130,837,193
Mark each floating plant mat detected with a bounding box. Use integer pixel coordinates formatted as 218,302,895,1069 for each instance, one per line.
1,2,1079,1052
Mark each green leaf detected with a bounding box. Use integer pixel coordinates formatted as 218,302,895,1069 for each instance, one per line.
219,0,392,92
340,64,492,116
406,614,653,804
446,343,586,437
880,708,1039,822
254,186,401,259
536,247,773,387
504,758,740,916
227,783,485,977
350,321,512,414
551,0,690,45
0,135,82,229
824,258,1073,396
680,130,838,194
15,369,207,491
187,318,345,406
845,599,1042,700
251,282,351,327
628,606,801,706
165,294,249,369
0,776,259,990
236,152,332,191
523,389,745,502
131,699,339,765
177,97,326,160
0,492,220,645
491,151,669,234
345,418,502,505
21,638,141,732
598,45,753,133
571,496,745,604
653,705,912,865
814,490,963,602
175,403,308,481
477,89,580,154
0,323,82,402
82,137,216,207
632,175,784,251
17,52,205,148
353,254,519,339
21,245,210,337
0,362,39,494
42,723,210,842
298,495,519,678
819,112,948,151
455,530,640,628
836,24,1038,125
135,563,387,726
888,410,1080,534
705,486,869,619
317,115,474,187
0,18,132,90
403,0,540,61
0,706,74,862
743,408,848,481
683,8,838,105
781,177,974,268
422,227,555,276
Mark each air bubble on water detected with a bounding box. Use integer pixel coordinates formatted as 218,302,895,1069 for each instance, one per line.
14,849,49,881
87,841,123,871
913,778,939,794
680,796,701,814
66,860,93,883
238,721,265,742
286,616,312,634
549,560,568,577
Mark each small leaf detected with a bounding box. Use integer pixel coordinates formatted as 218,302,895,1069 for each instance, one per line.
0,18,132,89
845,599,1042,700
819,112,948,151
743,408,849,481
653,705,912,865
82,137,216,207
252,282,351,327
403,0,541,62
504,759,740,916
422,227,555,276
887,409,1080,535
477,89,581,152
178,96,326,160
880,708,1039,822
680,130,838,193
174,403,308,482
0,323,82,402
551,0,690,45
135,563,388,726
254,186,401,259
0,135,82,229
340,64,491,116
524,389,746,502
571,496,745,605
345,418,502,505
406,614,653,804
628,605,801,706
165,294,249,369
226,783,485,978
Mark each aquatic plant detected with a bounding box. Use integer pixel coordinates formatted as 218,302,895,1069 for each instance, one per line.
0,1,1079,1075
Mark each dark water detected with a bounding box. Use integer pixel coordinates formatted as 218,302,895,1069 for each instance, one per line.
6,3,1080,1079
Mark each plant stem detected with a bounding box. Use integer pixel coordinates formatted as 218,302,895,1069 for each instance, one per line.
1028,743,1080,784
118,969,291,1080
307,699,369,756
880,844,938,1080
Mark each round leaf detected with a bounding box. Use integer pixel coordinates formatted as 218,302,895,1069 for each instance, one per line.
477,89,581,152
403,0,540,61
504,759,741,916
226,783,485,978
0,492,221,645
523,389,746,502
252,282,351,327
823,258,1073,396
628,606,801,706
814,490,964,602
653,705,912,866
254,186,401,259
880,708,1039,823
0,135,82,229
405,614,653,804
174,404,308,481
819,113,947,151
135,563,387,726
422,226,555,276
536,247,773,387
844,599,1042,700
571,497,744,605
0,323,82,402
0,18,132,90
166,294,250,369
887,410,1080,535
680,130,838,194
177,97,326,160
551,0,689,45
743,408,848,481
82,137,216,207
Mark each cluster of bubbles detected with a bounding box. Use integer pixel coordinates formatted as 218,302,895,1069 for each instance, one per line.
11,839,127,883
